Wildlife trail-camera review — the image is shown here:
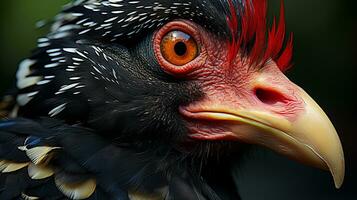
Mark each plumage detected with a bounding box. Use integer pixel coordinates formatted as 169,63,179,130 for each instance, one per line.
0,0,345,199
0,161,29,173
27,163,55,180
54,176,97,200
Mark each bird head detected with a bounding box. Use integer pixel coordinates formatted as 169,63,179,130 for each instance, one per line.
16,0,344,189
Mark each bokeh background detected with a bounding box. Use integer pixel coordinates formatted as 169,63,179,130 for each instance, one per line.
0,0,356,199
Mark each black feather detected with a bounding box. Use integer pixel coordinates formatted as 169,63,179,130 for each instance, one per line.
0,0,249,199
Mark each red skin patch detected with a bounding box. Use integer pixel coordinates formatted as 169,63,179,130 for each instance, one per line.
153,18,302,141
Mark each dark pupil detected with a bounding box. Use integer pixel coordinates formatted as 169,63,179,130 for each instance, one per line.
174,41,187,56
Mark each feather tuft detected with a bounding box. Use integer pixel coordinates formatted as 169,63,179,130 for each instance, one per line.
226,0,293,71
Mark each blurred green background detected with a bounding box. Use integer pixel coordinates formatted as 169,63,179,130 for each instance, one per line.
0,0,356,199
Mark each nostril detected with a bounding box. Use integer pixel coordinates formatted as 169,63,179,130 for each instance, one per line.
255,88,287,105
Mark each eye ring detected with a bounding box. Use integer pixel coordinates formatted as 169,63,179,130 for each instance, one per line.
160,30,199,66
153,20,205,76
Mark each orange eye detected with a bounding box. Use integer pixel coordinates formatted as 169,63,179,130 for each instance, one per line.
160,30,199,66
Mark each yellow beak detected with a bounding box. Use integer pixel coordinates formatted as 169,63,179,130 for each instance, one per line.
197,88,345,188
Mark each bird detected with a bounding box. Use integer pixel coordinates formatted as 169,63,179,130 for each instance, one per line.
0,0,345,199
